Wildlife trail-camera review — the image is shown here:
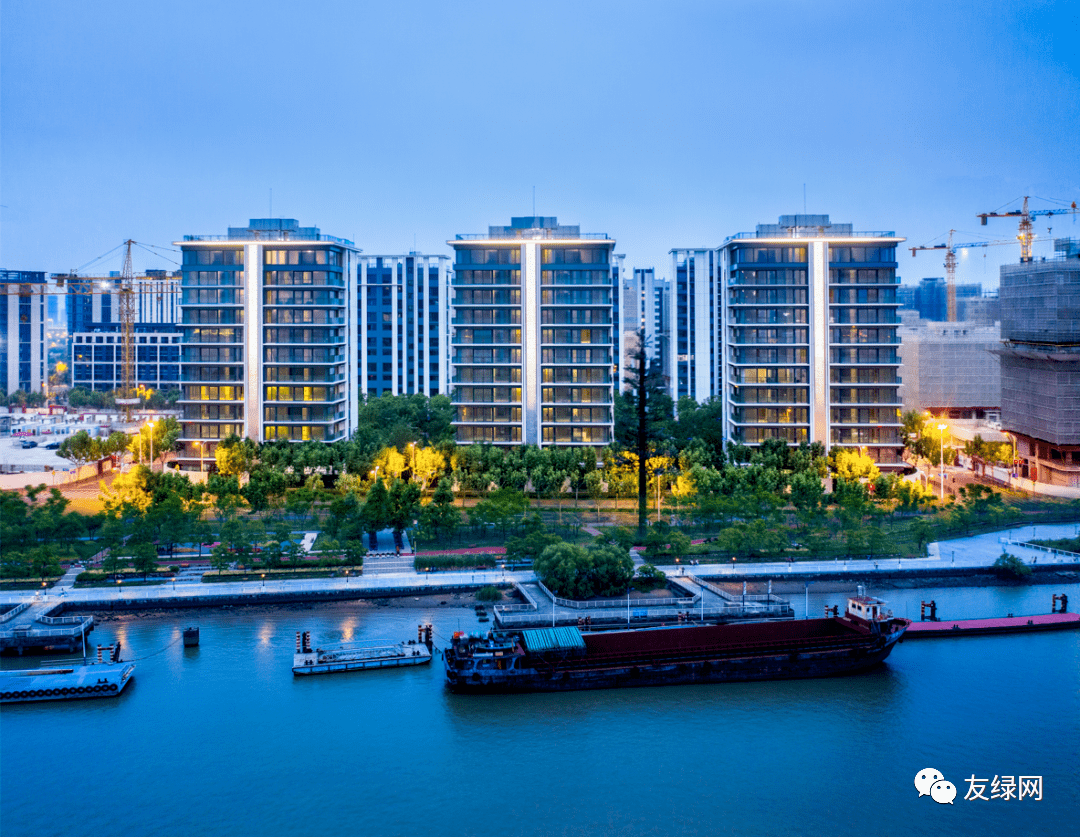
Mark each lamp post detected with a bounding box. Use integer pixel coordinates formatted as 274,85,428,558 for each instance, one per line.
937,423,948,501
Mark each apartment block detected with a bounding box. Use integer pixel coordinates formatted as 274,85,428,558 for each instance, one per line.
670,215,906,469
359,254,450,398
175,218,360,467
448,216,619,446
0,270,47,396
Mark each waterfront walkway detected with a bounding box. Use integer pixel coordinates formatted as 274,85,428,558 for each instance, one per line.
1,523,1077,610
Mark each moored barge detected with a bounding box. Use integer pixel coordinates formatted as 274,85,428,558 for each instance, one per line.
445,593,909,693
292,630,432,676
0,643,135,704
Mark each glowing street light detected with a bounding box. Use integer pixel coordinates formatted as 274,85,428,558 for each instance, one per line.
146,419,156,473
937,423,948,501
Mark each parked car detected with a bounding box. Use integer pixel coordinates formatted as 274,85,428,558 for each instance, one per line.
45,441,61,449
20,440,38,449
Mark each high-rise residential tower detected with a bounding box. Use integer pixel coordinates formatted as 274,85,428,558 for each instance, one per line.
175,219,360,468
671,215,906,470
0,270,47,396
359,254,450,398
448,216,619,446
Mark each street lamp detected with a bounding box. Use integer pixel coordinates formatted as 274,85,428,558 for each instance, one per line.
937,423,948,501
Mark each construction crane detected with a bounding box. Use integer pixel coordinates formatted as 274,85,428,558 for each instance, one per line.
977,196,1080,262
909,230,1012,322
4,242,177,418
113,240,139,420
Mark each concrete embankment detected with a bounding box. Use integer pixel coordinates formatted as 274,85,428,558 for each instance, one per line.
55,583,494,614
717,564,1080,594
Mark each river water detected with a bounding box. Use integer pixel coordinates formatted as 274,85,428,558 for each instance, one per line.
3,582,1078,837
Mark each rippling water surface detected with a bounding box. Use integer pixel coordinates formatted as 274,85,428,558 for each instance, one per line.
3,583,1078,837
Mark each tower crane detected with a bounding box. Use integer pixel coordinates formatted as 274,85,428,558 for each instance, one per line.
908,230,1012,322
5,239,177,418
977,196,1079,262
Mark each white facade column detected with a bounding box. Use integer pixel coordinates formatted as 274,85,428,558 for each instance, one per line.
359,261,368,399
809,240,829,448
347,251,359,433
522,242,540,445
243,243,263,441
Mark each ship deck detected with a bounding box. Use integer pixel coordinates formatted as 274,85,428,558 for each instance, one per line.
904,611,1080,638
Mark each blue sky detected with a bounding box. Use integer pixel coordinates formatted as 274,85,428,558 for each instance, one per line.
2,0,1077,288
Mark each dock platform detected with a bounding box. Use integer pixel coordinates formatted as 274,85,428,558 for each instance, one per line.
904,611,1080,638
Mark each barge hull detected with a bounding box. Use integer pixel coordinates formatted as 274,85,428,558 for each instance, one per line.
446,635,903,694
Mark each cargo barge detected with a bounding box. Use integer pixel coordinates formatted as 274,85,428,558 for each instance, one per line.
292,629,432,676
0,643,134,704
445,593,909,693
904,611,1080,638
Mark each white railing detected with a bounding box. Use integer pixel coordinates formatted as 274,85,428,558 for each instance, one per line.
0,601,32,623
1002,539,1080,560
38,614,93,626
690,575,787,606
536,579,697,610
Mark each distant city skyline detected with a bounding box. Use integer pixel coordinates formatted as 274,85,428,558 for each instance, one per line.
2,1,1077,289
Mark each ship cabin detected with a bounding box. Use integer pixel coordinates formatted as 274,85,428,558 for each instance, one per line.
845,594,891,628
451,631,523,672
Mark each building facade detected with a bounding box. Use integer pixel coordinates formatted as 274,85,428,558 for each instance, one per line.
898,321,1001,418
671,215,906,470
448,216,619,446
621,267,670,390
66,271,182,393
175,219,360,468
998,239,1080,487
359,254,450,398
0,270,47,396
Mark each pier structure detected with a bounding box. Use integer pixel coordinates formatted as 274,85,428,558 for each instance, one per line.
492,577,793,629
0,599,94,655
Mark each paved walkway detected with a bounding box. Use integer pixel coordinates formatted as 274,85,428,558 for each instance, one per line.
1,523,1077,609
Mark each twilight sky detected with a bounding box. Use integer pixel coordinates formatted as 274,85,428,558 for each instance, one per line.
2,0,1078,289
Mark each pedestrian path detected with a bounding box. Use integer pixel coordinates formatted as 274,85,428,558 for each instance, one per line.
2,522,1077,609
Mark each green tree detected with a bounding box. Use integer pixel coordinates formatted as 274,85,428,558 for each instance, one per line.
619,328,674,540
418,479,461,543
58,430,102,470
362,478,390,538
387,479,422,538
215,434,259,478
101,551,127,580
28,547,62,583
129,543,159,580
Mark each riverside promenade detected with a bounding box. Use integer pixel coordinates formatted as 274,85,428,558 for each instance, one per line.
1,523,1077,611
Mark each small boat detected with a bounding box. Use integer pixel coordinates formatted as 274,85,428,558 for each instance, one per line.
0,643,135,704
292,630,432,676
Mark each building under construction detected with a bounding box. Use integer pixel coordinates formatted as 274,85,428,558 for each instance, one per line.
998,239,1080,488
65,270,182,393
